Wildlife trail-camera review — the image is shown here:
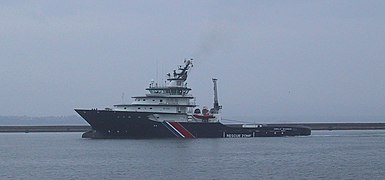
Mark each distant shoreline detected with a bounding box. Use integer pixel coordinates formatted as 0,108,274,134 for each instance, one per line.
1,123,385,133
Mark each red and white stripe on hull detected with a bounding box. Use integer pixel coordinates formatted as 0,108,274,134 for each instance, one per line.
165,121,195,138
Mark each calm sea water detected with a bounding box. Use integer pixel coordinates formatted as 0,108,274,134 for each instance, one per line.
1,131,385,179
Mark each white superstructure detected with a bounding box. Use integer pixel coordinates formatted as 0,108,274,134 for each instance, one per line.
109,59,221,123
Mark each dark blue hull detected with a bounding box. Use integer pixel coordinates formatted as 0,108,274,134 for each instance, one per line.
75,109,311,139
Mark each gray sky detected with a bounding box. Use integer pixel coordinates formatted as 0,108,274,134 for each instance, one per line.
1,1,385,122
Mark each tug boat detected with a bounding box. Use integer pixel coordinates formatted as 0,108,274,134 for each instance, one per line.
75,59,310,138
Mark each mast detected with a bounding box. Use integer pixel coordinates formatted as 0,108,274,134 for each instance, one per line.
166,58,193,81
212,78,221,113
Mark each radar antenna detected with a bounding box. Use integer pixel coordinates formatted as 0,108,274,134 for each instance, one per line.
167,58,193,81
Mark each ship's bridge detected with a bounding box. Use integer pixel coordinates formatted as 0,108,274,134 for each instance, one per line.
146,86,191,96
146,59,193,96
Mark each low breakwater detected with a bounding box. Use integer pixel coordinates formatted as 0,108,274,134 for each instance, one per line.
268,123,385,130
0,125,91,133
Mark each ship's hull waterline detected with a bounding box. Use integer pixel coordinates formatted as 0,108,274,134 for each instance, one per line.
76,109,311,139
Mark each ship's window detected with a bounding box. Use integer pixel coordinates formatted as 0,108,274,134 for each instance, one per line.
143,99,146,101
138,107,141,109
152,99,155,101
160,99,163,102
150,107,152,109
